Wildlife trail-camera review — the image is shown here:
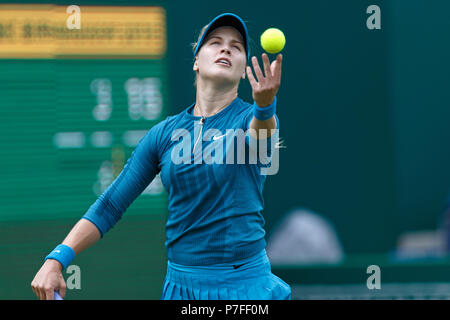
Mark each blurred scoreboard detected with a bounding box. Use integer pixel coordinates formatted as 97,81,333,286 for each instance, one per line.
0,4,169,221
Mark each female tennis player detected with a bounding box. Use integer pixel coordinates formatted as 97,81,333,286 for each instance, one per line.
31,12,291,300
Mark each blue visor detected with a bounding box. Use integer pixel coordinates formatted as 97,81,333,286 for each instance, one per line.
193,13,249,62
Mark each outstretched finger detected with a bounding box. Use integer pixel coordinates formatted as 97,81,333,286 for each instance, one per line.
251,56,265,83
246,66,258,89
272,54,283,83
262,53,272,80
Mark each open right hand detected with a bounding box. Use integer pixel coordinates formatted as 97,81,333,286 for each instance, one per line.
31,259,66,300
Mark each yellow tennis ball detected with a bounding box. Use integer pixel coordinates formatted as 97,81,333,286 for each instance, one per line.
260,28,286,54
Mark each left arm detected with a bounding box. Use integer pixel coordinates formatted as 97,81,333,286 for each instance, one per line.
246,53,283,139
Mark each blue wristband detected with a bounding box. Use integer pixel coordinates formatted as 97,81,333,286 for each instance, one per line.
253,96,277,121
45,244,75,270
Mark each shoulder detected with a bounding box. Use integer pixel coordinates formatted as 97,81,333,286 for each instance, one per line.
227,98,254,126
235,98,254,116
140,108,190,154
143,113,178,145
147,109,187,135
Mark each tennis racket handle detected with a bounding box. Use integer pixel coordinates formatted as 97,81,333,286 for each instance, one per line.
54,291,63,300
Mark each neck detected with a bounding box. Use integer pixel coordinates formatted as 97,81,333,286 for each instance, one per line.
194,79,238,117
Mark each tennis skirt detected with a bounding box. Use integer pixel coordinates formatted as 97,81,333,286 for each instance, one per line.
161,249,291,300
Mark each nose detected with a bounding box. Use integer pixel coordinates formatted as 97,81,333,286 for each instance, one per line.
220,46,231,55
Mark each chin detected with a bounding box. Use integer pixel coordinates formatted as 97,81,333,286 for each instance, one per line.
208,71,240,85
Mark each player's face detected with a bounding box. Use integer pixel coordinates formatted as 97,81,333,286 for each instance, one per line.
194,26,247,86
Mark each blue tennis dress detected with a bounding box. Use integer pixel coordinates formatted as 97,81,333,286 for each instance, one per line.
162,249,290,300
82,97,291,300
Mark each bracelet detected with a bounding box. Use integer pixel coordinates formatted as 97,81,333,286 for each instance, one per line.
253,96,277,121
45,244,75,270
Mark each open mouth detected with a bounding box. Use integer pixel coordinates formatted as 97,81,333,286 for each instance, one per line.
215,57,232,67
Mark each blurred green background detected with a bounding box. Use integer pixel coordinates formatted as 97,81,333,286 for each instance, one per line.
1,0,449,299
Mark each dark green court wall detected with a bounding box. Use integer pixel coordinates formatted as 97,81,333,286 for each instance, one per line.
386,0,450,234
